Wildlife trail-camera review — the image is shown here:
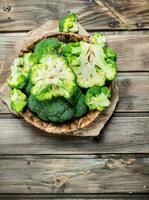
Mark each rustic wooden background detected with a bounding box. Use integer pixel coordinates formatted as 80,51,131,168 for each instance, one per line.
0,0,149,199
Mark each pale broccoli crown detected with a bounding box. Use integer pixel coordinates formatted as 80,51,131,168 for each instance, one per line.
10,88,27,113
91,32,106,46
30,54,77,101
8,57,29,89
59,13,78,32
72,41,106,88
69,41,117,87
28,95,75,123
85,86,111,111
34,38,62,61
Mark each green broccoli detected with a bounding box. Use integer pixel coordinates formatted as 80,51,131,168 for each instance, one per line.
10,88,27,113
72,41,106,88
74,94,88,118
28,95,75,123
25,79,34,96
34,38,62,62
23,53,38,67
71,41,117,87
62,42,81,67
62,42,80,56
8,53,35,90
8,57,29,89
91,32,106,47
59,13,78,33
85,86,111,111
104,47,117,61
67,86,82,105
30,54,77,101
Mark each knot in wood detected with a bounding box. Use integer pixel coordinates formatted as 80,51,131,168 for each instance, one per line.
53,175,69,188
3,5,11,12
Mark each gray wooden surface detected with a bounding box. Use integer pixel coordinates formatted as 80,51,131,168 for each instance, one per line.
0,0,149,199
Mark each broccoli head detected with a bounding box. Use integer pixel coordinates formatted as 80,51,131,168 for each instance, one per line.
59,13,78,33
8,57,29,89
8,53,35,90
85,86,111,111
71,41,117,87
28,95,75,123
74,94,88,118
72,41,106,88
34,38,62,62
10,88,27,113
30,54,77,101
91,32,106,46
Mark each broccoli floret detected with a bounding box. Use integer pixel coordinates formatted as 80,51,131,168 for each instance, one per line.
28,95,75,123
59,13,78,33
85,86,111,111
62,42,81,67
62,42,80,56
30,54,77,101
8,57,29,89
8,53,35,90
10,88,27,113
34,38,62,62
67,86,82,105
72,41,106,88
74,94,88,118
91,32,106,46
71,41,117,87
104,47,117,61
25,80,34,96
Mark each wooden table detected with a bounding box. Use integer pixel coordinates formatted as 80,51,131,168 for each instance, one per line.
0,0,149,199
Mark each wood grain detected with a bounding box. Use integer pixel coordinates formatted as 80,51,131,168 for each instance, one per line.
0,0,149,31
1,73,149,113
0,155,148,193
1,194,149,200
0,116,149,154
0,33,149,72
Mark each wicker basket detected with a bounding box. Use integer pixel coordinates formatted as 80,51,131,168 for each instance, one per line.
10,32,116,135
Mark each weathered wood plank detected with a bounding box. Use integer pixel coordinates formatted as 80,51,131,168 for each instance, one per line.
0,156,148,193
99,0,149,29
0,194,149,200
0,116,149,154
0,0,149,31
1,73,149,113
1,33,149,72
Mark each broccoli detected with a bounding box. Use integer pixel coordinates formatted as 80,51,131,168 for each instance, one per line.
62,42,80,56
72,41,106,88
67,86,82,105
30,54,77,101
28,95,75,123
104,47,117,61
34,38,62,62
23,53,37,67
8,57,29,89
25,79,34,96
74,94,88,118
71,41,117,87
59,13,78,33
10,88,27,113
91,32,106,47
62,42,81,67
85,86,111,111
8,53,35,90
